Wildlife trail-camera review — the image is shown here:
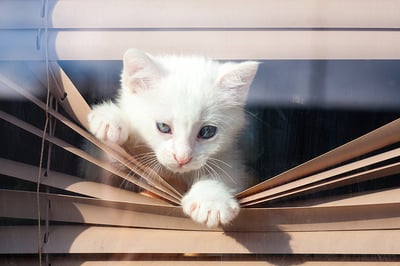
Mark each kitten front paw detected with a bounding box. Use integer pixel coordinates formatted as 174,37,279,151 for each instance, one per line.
181,179,240,228
88,105,129,145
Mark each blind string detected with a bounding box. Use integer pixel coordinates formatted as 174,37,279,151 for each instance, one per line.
36,0,50,265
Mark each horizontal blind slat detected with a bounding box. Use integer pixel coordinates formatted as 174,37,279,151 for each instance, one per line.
2,30,400,60
1,256,399,265
1,225,399,254
245,162,400,206
1,0,400,29
238,118,400,201
240,148,400,206
1,189,399,232
0,109,180,204
0,158,169,206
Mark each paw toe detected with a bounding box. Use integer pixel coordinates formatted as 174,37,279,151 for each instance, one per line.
87,110,128,144
182,198,240,227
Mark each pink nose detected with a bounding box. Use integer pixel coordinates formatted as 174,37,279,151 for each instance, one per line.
173,154,192,167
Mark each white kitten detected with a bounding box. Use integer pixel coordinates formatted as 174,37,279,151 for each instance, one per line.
86,48,258,227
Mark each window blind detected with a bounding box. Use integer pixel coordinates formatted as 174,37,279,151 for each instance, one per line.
1,0,400,60
0,1,400,265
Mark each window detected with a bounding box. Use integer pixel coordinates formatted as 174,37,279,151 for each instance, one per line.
1,1,399,264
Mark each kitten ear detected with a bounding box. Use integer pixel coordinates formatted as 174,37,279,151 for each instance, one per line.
217,61,259,102
121,48,162,93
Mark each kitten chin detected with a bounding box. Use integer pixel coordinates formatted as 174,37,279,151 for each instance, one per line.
83,48,259,227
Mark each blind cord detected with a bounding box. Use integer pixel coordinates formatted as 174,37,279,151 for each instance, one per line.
36,0,50,265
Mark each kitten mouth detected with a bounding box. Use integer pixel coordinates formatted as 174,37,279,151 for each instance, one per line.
164,162,200,174
168,165,192,173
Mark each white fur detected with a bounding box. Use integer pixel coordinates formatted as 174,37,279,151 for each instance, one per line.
87,48,258,227
181,179,239,227
88,102,129,145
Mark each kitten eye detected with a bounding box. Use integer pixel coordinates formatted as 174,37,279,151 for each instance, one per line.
198,125,217,139
156,122,172,134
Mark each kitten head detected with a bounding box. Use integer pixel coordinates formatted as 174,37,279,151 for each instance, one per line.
119,48,258,174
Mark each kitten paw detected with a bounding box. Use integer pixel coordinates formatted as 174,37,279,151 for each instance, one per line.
181,179,240,228
88,105,129,145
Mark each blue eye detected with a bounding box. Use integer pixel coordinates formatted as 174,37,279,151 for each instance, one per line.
156,122,172,134
198,125,217,139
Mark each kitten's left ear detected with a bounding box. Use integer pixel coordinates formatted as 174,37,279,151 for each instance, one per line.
217,61,259,102
121,48,163,93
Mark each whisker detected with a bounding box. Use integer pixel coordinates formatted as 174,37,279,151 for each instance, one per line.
135,151,157,158
209,157,232,168
195,168,203,183
143,158,159,176
198,168,202,181
203,162,220,181
120,170,137,190
139,156,158,167
118,148,163,188
207,160,235,184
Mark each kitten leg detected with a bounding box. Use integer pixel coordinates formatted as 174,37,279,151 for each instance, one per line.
181,179,240,227
88,102,129,145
